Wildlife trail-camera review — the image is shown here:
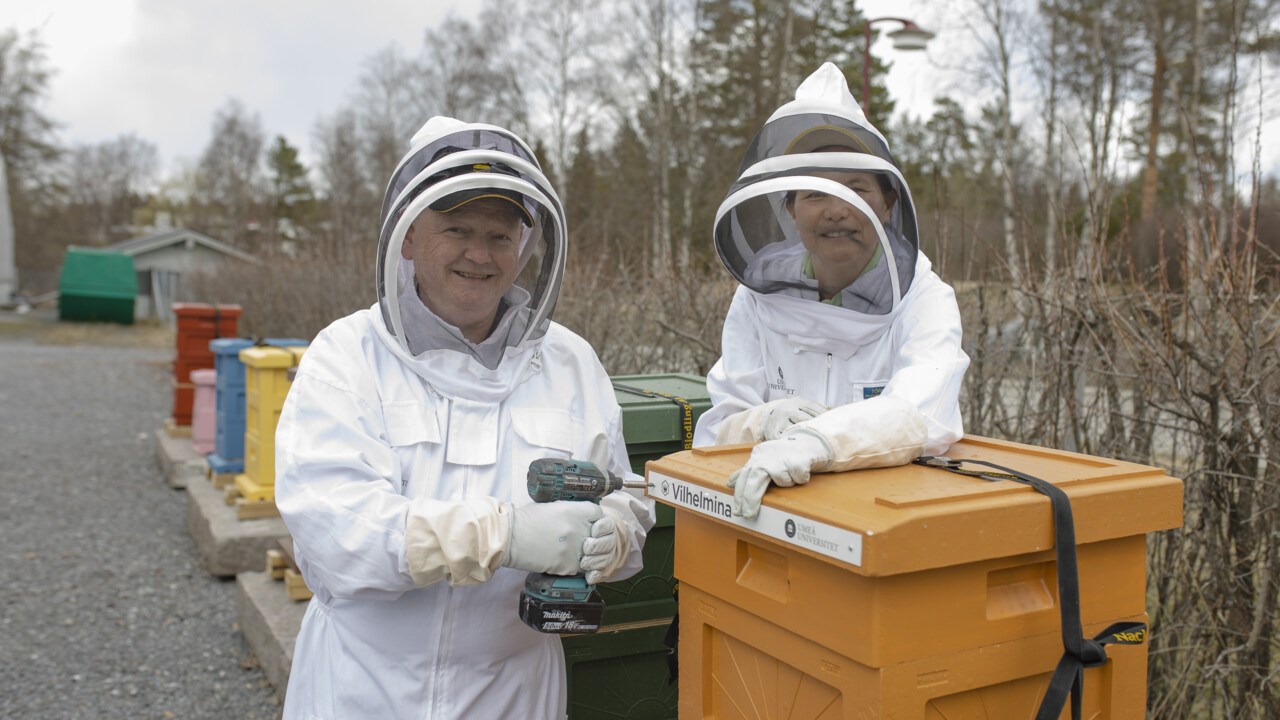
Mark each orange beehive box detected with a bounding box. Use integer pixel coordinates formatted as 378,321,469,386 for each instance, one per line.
170,303,241,425
647,436,1183,720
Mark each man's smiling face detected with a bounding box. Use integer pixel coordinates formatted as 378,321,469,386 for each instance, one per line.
400,198,523,343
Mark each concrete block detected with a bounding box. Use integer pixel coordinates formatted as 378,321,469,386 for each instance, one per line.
154,427,206,489
238,570,306,696
187,474,290,577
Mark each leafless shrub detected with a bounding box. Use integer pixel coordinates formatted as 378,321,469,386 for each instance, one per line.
1120,227,1280,719
184,238,374,340
960,195,1280,717
183,236,735,377
554,251,735,376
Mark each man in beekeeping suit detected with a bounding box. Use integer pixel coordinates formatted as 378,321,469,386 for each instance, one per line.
274,116,653,719
694,63,969,519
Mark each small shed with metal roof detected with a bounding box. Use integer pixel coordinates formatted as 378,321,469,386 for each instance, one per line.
107,229,259,322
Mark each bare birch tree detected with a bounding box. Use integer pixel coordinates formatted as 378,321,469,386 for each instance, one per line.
970,0,1027,306
355,46,419,195
63,134,159,244
418,6,528,134
194,98,267,247
519,0,611,186
312,108,374,246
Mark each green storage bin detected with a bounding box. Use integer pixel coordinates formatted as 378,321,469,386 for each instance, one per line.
58,247,137,324
562,621,678,719
599,374,710,626
611,373,712,472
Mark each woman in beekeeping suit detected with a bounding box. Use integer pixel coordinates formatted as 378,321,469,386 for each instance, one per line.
274,116,653,719
694,63,969,519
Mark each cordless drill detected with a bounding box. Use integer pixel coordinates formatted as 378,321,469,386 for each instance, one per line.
518,458,646,634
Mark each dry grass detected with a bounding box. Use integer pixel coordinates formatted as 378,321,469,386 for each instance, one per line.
0,310,174,349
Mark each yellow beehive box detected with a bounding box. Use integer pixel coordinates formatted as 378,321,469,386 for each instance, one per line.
235,345,306,500
647,435,1182,720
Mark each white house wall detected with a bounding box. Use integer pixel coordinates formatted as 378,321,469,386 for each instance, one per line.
0,156,15,301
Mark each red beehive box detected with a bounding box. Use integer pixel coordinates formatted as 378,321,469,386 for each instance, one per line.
171,303,241,425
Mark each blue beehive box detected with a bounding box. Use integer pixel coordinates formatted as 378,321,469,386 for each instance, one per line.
207,337,308,475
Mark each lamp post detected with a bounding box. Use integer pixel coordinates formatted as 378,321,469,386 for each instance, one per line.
862,17,935,116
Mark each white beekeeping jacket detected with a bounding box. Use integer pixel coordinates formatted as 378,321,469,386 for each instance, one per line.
275,116,653,720
696,63,968,460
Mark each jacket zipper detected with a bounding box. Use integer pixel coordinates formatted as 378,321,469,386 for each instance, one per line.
431,585,456,716
825,353,834,405
430,462,466,716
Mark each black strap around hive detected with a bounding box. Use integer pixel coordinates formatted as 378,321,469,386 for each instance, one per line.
912,456,1148,720
610,383,694,450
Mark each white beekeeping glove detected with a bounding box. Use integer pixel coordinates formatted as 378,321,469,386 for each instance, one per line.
579,504,633,585
727,431,833,519
725,395,929,519
796,395,928,473
503,500,603,575
716,397,828,444
760,397,828,441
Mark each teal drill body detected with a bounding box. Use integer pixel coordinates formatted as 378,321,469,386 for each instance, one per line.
519,459,635,634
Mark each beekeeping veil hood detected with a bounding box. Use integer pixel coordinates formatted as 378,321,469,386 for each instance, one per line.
376,116,566,370
714,63,918,324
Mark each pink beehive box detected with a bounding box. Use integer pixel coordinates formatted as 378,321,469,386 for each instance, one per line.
191,368,218,455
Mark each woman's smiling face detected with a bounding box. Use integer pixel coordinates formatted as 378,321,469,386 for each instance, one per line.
787,170,890,285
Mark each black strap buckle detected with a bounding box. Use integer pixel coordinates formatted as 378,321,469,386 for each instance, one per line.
914,455,962,469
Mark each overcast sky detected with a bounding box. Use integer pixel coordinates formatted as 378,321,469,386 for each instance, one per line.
10,0,480,173
9,0,1277,179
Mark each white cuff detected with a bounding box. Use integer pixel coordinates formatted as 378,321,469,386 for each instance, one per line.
785,395,927,472
405,497,510,588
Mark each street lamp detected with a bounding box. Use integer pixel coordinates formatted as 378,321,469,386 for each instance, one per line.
862,17,935,116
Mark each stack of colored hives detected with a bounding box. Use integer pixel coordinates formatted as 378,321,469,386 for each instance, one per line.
169,303,241,432
559,374,712,720
190,369,217,455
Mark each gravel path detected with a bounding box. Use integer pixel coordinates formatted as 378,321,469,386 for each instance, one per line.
0,320,282,719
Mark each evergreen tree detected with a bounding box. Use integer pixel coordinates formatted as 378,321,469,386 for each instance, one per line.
0,27,63,282
266,135,316,244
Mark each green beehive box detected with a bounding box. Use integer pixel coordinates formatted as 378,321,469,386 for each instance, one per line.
599,373,710,626
57,247,137,324
560,374,708,716
562,621,678,720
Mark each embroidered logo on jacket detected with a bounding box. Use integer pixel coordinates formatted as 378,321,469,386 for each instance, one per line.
767,366,796,396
